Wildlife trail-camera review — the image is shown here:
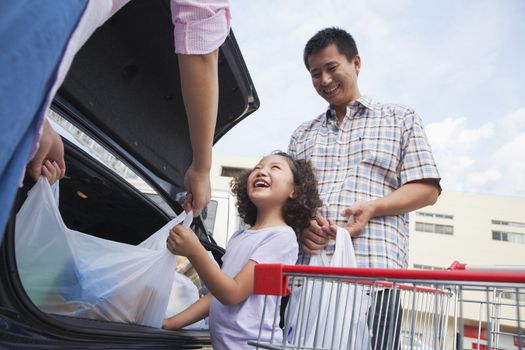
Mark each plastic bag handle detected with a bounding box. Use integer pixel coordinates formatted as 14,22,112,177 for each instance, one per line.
167,210,193,228
310,226,355,267
181,210,193,228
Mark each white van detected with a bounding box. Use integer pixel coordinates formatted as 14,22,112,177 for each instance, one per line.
202,189,244,249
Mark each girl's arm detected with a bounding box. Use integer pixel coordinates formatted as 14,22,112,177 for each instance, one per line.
191,249,255,306
168,225,255,305
163,293,212,330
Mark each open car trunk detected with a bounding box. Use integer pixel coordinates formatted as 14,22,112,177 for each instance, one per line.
0,0,259,348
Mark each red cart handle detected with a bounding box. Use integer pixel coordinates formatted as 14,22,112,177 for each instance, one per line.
254,263,525,296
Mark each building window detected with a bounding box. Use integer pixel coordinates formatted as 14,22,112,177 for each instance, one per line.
415,222,433,233
221,166,249,178
416,211,454,220
500,291,525,302
415,222,454,235
413,264,445,270
492,230,525,244
434,224,454,235
492,219,525,229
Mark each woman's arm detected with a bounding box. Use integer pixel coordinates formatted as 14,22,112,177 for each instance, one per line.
167,225,255,305
178,51,218,217
163,293,212,330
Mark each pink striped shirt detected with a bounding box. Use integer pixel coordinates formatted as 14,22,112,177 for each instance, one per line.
171,0,231,55
29,0,230,169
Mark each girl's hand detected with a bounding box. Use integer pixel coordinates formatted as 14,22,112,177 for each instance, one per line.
42,160,63,185
167,224,202,258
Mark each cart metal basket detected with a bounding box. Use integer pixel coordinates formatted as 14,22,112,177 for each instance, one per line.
249,262,525,350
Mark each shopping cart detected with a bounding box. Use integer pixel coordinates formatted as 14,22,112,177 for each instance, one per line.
249,262,525,350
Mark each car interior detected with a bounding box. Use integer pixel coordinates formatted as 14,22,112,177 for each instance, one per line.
9,135,213,346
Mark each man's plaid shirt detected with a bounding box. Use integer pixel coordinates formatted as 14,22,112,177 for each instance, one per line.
288,95,440,269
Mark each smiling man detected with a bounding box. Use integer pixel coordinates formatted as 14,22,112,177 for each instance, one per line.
287,27,441,349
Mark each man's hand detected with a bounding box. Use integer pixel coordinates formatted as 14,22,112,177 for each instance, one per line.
183,162,211,217
300,214,337,254
341,201,377,237
167,224,203,258
27,119,66,181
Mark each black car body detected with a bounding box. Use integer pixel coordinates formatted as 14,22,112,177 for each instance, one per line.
0,1,259,348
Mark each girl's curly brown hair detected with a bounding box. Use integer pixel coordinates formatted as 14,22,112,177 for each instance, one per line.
230,151,322,235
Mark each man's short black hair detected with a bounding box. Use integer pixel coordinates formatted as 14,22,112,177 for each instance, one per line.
303,27,358,70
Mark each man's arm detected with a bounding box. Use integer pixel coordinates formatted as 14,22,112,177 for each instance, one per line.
342,180,440,236
178,51,219,217
301,180,439,252
341,108,442,237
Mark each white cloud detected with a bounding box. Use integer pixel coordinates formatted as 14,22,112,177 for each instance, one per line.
457,123,493,146
426,117,493,151
426,108,525,196
501,107,525,138
489,133,525,194
466,169,502,188
426,118,465,150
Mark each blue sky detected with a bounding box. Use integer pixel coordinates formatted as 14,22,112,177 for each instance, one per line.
214,0,525,198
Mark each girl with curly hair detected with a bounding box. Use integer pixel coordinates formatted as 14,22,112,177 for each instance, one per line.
163,151,321,349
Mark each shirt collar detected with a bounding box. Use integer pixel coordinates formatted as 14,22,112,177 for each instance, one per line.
324,95,375,125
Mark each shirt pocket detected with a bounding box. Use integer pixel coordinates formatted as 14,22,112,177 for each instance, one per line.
360,132,401,170
357,136,402,192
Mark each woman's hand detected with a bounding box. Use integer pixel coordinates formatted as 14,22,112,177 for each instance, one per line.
42,159,63,185
183,162,211,217
27,119,66,181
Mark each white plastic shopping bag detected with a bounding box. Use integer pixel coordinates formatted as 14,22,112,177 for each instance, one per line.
15,177,195,328
164,267,207,330
286,226,370,349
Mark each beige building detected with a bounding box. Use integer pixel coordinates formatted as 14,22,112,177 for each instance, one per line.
409,191,525,269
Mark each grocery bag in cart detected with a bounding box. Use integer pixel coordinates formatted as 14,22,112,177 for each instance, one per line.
15,177,194,328
286,226,370,349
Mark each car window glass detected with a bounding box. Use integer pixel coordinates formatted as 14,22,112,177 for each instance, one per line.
47,109,176,218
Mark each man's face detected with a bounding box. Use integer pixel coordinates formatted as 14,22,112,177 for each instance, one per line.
307,44,361,112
